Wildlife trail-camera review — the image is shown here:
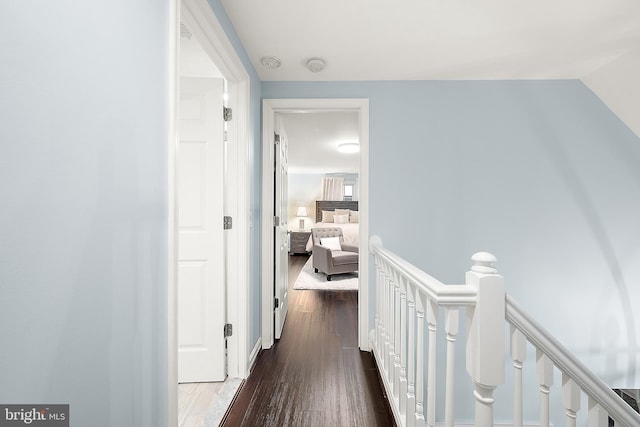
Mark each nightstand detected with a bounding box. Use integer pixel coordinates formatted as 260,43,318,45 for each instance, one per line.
289,231,311,255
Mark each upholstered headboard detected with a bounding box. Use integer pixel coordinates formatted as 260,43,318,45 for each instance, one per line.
315,201,359,222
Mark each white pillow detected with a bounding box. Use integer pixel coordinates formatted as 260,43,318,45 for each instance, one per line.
349,210,359,223
321,210,334,223
334,214,349,224
320,236,342,251
335,209,350,217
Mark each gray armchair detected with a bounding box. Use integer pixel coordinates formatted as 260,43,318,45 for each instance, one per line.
311,228,359,281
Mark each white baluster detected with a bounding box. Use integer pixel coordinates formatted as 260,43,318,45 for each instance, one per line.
415,292,426,427
406,283,416,427
536,349,554,427
444,307,459,427
587,396,608,427
377,260,385,367
387,270,395,385
384,263,391,375
374,260,381,347
399,276,408,416
562,373,580,427
375,259,383,354
511,326,527,427
377,261,383,356
393,270,401,397
465,252,505,427
426,298,438,427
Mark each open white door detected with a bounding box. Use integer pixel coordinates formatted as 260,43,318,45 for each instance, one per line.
274,127,289,339
178,77,226,382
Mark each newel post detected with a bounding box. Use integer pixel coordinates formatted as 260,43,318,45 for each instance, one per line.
465,252,505,427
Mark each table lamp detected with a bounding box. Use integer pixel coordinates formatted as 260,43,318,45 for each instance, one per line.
296,206,307,230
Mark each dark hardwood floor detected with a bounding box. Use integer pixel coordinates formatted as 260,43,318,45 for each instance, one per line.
222,254,395,427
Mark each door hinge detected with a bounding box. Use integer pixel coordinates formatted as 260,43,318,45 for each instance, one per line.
274,298,279,309
274,133,280,144
223,107,232,122
224,216,233,230
273,216,280,227
224,323,233,338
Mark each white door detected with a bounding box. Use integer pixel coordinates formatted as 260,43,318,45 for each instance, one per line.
178,77,226,382
274,128,289,339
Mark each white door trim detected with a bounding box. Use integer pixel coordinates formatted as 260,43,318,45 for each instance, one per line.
261,98,370,350
167,3,179,426
169,0,251,424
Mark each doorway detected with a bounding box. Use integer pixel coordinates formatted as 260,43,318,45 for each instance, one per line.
281,111,360,289
169,0,251,424
261,99,370,351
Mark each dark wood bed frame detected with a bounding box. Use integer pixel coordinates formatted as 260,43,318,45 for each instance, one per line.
315,200,359,222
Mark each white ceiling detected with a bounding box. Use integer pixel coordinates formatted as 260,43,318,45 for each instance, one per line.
220,0,640,81
282,112,360,174
218,1,640,172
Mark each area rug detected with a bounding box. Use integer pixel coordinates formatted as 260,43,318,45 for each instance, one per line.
293,256,359,290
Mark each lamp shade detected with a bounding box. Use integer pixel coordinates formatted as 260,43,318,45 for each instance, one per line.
296,206,308,217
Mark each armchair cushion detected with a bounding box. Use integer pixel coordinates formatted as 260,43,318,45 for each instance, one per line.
331,251,358,266
320,236,342,251
341,243,359,253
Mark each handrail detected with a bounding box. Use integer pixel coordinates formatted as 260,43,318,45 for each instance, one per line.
506,295,640,426
370,235,639,427
370,236,477,306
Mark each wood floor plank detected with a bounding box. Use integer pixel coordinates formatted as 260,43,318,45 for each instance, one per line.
222,254,395,426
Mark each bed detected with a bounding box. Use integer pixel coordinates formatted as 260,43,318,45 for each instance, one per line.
305,201,360,252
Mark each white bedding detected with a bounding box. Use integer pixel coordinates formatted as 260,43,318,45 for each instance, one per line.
306,222,360,252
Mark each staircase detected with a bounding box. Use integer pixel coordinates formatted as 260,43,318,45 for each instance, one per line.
369,236,640,427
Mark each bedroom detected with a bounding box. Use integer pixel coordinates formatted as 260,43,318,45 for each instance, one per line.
283,111,361,290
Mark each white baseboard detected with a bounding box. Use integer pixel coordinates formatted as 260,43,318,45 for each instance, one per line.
248,337,261,374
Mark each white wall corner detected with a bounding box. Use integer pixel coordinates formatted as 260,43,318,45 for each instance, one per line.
248,337,262,374
582,48,640,140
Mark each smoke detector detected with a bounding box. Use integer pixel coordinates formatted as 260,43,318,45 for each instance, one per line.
261,56,281,69
306,58,326,73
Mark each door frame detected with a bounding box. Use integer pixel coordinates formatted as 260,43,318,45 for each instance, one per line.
168,0,251,424
261,98,370,350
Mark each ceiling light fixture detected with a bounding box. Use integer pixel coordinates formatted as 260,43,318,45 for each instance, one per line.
337,142,359,153
261,56,281,69
306,58,326,73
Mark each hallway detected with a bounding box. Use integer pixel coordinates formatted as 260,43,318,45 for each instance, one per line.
221,255,395,426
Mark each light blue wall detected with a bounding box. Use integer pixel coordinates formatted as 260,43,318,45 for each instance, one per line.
0,1,170,426
263,80,640,421
206,0,263,354
0,1,262,425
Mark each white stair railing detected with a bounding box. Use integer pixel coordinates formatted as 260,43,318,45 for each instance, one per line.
369,235,640,427
506,296,640,426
